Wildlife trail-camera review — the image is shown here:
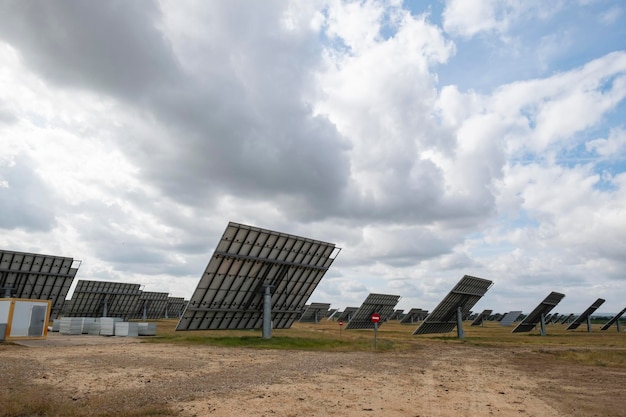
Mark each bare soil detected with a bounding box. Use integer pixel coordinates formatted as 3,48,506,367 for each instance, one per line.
1,333,625,417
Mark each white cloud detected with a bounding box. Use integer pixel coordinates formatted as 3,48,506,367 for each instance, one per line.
600,5,623,25
586,128,626,157
442,0,562,38
0,1,625,314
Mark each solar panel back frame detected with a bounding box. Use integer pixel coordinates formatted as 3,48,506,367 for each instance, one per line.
413,275,493,335
0,250,80,318
344,293,401,330
512,291,565,333
176,222,338,331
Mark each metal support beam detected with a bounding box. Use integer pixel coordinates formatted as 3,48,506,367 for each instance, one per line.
586,315,592,333
540,313,546,336
262,285,273,339
456,306,465,339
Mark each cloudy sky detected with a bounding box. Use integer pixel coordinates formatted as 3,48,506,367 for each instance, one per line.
1,0,626,317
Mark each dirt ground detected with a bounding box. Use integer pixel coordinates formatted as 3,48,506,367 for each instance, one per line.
1,332,625,417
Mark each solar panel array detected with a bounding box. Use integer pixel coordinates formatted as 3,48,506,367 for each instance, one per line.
326,308,338,318
549,313,561,324
63,280,142,319
0,249,80,318
336,307,358,322
512,292,565,333
345,293,401,330
131,291,170,320
413,275,493,335
176,222,339,331
470,309,493,326
389,309,404,320
400,308,429,324
166,297,188,318
499,311,523,326
600,307,626,331
566,298,605,330
299,302,331,323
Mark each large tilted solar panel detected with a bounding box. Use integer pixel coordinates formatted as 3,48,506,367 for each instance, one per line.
336,307,359,321
470,309,493,326
400,308,429,324
344,293,401,330
0,249,80,318
566,298,605,330
499,311,523,326
299,302,331,323
512,292,565,333
176,222,339,331
130,291,170,319
600,307,626,331
64,280,142,319
413,275,493,335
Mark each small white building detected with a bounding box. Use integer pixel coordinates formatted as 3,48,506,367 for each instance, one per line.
0,298,51,341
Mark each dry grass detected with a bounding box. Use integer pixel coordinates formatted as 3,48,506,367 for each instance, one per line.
2,317,624,417
0,377,173,417
148,318,626,366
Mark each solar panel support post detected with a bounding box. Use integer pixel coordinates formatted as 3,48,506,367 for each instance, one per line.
102,300,108,317
540,314,546,336
456,306,464,339
373,322,378,349
617,319,622,333
142,301,148,321
586,316,592,333
262,285,273,339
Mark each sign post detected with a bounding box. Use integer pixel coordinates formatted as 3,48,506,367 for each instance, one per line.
371,313,381,349
338,320,343,336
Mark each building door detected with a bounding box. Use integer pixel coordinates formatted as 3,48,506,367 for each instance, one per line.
28,305,47,336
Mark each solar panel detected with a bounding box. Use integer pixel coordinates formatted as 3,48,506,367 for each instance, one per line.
512,292,565,334
567,298,605,331
560,313,574,324
345,293,401,330
131,291,170,320
336,307,358,322
470,309,493,326
499,311,523,326
176,222,339,332
166,297,188,319
299,302,331,323
64,280,142,320
400,308,429,324
389,309,404,320
0,249,81,318
600,307,626,331
326,308,338,318
413,275,493,336
549,313,562,324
